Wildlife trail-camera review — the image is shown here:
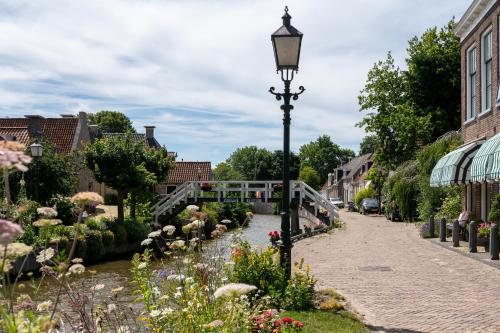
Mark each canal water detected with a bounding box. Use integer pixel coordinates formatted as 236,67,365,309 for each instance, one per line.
33,214,281,303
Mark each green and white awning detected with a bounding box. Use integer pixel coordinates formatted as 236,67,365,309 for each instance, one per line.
430,141,483,187
470,133,500,183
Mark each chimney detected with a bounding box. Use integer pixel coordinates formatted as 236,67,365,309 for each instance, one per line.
78,111,87,121
88,124,99,136
24,115,44,137
144,126,155,139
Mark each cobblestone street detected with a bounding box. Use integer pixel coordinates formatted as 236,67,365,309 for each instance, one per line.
294,211,500,333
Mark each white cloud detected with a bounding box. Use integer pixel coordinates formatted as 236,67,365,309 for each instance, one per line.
0,0,469,163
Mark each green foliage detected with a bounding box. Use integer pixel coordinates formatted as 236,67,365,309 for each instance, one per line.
282,260,316,311
212,162,245,181
86,230,103,261
217,203,251,225
385,161,420,220
225,146,301,181
124,191,158,221
85,218,104,231
48,195,76,225
122,218,150,243
488,194,500,222
88,110,135,133
299,135,355,184
359,135,378,155
280,310,370,333
101,230,115,247
406,21,461,139
416,133,461,221
10,140,77,205
436,186,462,221
358,21,460,169
231,241,287,303
354,187,374,209
83,134,171,220
103,193,118,205
299,166,321,190
74,234,87,259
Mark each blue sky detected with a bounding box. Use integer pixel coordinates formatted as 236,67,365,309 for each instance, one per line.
0,0,469,164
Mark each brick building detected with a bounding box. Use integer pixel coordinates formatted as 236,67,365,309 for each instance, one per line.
156,161,212,194
432,0,500,221
0,112,93,192
324,153,373,203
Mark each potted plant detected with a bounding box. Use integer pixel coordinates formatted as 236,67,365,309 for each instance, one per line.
477,222,491,251
268,230,280,247
303,224,312,234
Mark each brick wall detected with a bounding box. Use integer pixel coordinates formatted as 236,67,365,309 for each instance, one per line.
461,3,500,143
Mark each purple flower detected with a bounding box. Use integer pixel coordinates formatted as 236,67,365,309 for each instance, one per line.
0,219,23,245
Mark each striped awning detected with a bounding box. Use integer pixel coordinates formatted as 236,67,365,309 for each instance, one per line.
470,133,500,183
430,141,483,187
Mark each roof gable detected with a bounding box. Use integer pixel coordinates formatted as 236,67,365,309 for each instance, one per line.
0,118,79,153
165,162,212,185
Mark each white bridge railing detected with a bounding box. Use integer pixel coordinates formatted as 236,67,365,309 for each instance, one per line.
152,180,338,224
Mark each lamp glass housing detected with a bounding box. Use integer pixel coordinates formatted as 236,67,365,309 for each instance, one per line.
30,142,43,157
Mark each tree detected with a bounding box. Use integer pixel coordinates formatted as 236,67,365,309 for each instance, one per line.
88,110,135,133
268,150,301,181
212,162,244,181
359,135,378,155
10,140,77,205
298,166,321,190
358,21,460,169
84,135,171,221
227,146,273,180
299,135,354,184
357,53,431,169
406,21,461,139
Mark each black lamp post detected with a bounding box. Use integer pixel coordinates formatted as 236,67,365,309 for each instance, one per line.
269,6,304,280
29,140,43,202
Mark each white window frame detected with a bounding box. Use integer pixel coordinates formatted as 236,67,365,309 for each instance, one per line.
481,27,493,114
466,44,477,122
497,16,500,106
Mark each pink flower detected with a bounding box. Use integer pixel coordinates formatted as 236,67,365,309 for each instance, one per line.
0,219,23,245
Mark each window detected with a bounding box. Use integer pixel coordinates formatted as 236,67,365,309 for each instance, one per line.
482,29,492,112
467,46,477,120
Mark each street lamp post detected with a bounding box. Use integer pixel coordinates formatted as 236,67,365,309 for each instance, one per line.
269,6,304,280
29,140,43,203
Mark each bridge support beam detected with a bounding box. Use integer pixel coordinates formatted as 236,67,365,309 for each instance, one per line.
290,198,300,236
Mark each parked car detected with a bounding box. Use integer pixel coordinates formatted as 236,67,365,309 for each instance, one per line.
329,197,345,208
360,198,379,214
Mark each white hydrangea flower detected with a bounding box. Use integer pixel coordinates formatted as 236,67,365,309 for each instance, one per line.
214,283,257,299
220,219,232,224
68,263,85,275
186,205,199,212
148,230,162,238
162,225,176,236
36,248,55,263
141,238,153,246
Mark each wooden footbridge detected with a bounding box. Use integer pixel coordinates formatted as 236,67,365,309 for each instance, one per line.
152,180,339,240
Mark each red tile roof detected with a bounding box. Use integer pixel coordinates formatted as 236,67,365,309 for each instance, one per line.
165,162,212,185
0,118,79,153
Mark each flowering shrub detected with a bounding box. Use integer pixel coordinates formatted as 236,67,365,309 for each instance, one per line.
478,222,493,240
281,259,316,311
252,310,304,333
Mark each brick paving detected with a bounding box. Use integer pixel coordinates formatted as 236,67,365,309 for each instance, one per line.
293,211,500,333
